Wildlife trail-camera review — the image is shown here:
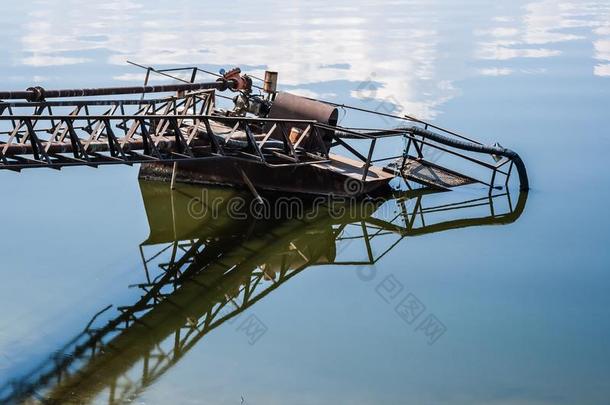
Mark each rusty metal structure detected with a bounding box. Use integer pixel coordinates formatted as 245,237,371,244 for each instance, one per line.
0,64,529,196
0,64,531,404
0,182,527,404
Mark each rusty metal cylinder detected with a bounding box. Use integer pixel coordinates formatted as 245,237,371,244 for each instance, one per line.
268,92,338,126
263,71,278,93
266,92,338,151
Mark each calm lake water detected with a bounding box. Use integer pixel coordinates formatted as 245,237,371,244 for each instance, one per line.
0,0,609,404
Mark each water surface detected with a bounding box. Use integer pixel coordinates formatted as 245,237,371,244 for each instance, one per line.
0,1,609,404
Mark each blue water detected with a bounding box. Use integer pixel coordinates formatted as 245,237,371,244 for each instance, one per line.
0,0,609,404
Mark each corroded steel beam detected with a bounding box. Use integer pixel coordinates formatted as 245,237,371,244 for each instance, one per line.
0,80,234,102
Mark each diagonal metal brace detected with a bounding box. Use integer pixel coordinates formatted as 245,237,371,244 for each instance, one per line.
103,119,126,159
169,118,194,157
138,118,162,159
23,118,51,164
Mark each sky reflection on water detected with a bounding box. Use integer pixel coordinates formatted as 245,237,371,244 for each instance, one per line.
10,0,610,118
0,0,609,404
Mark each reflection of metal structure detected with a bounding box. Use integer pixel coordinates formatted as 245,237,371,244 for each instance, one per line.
0,182,527,405
334,190,527,266
0,64,528,196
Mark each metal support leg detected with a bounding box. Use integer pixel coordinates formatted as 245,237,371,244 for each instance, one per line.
239,168,263,204
170,161,178,190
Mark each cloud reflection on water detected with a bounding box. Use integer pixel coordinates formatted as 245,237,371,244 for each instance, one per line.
477,0,610,77
14,0,463,119
12,0,610,123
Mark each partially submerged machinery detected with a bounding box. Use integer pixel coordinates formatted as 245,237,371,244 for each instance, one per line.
0,65,531,404
0,64,528,197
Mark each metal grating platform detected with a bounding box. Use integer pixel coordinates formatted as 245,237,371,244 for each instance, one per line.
387,157,478,189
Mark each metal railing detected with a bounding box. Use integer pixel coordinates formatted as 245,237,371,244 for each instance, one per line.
0,88,528,192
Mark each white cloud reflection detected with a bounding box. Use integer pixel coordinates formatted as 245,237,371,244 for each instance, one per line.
478,67,513,76
15,0,467,119
594,39,610,61
13,0,610,123
21,55,92,66
476,0,610,77
594,63,610,76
